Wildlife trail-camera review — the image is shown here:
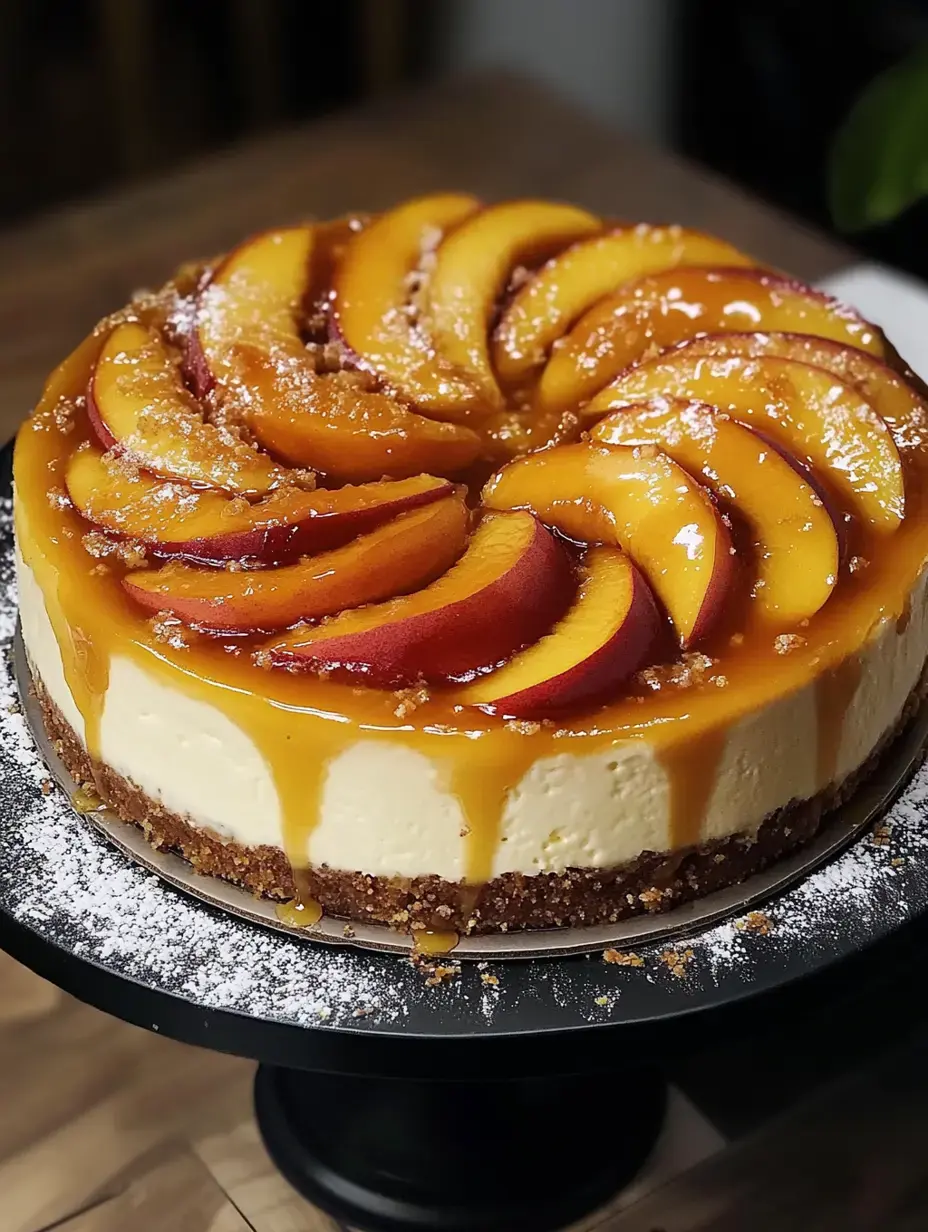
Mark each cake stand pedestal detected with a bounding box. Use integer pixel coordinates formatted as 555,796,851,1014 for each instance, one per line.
254,1064,666,1231
4,869,928,1232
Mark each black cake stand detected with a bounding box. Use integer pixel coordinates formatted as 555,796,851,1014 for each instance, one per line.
3,442,928,1230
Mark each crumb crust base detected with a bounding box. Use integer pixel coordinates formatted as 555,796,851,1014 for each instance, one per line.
31,666,927,935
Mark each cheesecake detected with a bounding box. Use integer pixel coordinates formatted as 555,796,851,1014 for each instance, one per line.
14,195,928,937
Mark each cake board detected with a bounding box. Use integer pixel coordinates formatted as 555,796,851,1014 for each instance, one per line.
4,440,928,1230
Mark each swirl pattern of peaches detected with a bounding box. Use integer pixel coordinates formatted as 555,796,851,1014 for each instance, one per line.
14,193,928,910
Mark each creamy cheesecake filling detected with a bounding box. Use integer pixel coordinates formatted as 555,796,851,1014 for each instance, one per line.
19,544,928,882
14,216,928,925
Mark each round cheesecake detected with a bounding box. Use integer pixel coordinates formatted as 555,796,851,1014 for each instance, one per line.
14,195,928,936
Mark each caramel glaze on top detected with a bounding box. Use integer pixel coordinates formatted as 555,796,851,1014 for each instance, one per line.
14,229,928,890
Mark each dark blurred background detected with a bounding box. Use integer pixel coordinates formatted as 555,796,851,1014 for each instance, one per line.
3,0,928,276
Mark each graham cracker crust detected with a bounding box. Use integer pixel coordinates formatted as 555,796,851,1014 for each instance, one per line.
29,666,928,935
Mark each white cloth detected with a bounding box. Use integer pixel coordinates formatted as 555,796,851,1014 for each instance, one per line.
819,263,928,380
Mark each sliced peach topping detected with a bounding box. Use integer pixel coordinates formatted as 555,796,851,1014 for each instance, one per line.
590,352,905,532
483,441,735,647
425,200,601,407
492,225,755,388
88,321,289,497
194,226,481,482
334,193,489,419
460,547,662,718
673,333,928,455
67,445,452,565
266,511,573,685
537,266,886,417
591,401,840,623
234,354,481,482
123,495,469,633
190,225,316,394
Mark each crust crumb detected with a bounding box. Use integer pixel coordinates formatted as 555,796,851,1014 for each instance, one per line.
659,947,694,978
603,948,644,967
734,910,772,935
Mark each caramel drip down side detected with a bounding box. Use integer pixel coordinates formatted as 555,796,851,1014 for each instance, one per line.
445,727,543,885
657,725,728,850
816,656,863,788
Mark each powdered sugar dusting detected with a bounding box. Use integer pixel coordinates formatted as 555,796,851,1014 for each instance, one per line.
2,487,928,1035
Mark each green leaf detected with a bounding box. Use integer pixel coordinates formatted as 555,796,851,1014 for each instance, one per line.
829,43,928,232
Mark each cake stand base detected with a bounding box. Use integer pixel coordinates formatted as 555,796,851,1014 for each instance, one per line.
254,1064,667,1231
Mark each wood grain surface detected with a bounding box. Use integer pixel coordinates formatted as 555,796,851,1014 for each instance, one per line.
0,71,849,445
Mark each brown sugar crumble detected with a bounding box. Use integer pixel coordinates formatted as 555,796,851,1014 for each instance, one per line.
149,613,199,650
636,652,716,692
480,972,499,987
82,530,147,568
604,948,645,967
393,686,430,720
659,947,695,978
774,633,807,655
735,910,772,935
40,778,52,797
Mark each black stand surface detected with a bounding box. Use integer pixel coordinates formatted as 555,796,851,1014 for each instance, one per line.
254,1065,667,1231
4,450,928,1230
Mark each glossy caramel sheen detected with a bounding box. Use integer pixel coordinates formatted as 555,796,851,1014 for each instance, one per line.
15,238,928,892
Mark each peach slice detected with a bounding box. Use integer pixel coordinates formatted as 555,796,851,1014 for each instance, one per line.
88,321,289,497
671,332,928,454
334,193,490,419
66,445,453,565
492,226,755,388
194,226,482,482
589,352,905,532
237,353,481,482
123,495,468,632
425,200,601,407
591,402,840,622
482,441,735,646
537,267,887,417
266,511,573,685
460,547,661,718
189,225,316,396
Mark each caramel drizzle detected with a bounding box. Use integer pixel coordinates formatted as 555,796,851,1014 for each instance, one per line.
658,726,729,850
815,656,863,788
15,293,928,894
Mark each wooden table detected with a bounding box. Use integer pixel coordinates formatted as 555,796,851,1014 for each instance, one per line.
0,71,851,445
10,72,927,1232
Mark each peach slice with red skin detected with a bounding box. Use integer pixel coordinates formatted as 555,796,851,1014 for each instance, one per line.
193,226,482,482
425,200,601,408
266,511,573,685
88,321,290,497
591,401,840,623
123,495,469,633
670,332,928,455
537,266,887,417
333,193,490,420
66,445,453,565
492,226,755,388
460,547,662,718
482,441,735,647
589,352,905,532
